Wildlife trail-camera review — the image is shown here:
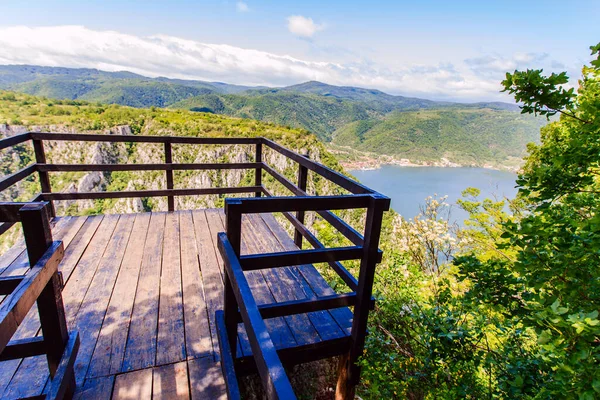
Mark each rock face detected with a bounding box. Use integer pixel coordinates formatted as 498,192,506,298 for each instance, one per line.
77,171,104,193
0,124,29,137
1,124,330,221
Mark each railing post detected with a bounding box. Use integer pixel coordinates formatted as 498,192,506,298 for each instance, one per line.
164,142,174,212
254,142,262,197
32,139,55,218
335,194,389,400
294,152,309,248
19,203,70,384
225,199,243,354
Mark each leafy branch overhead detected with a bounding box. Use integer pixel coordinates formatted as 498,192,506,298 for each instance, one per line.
501,42,600,125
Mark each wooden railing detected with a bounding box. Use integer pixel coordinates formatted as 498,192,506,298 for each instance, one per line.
0,132,377,237
0,201,79,400
217,191,388,399
0,132,390,399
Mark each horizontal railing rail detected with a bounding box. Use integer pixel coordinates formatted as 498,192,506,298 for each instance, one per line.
0,133,378,217
41,186,262,201
262,138,374,195
261,163,365,245
37,162,261,172
0,132,31,150
239,246,363,271
30,132,262,145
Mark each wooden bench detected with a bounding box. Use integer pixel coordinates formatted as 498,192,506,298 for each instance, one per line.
0,202,79,400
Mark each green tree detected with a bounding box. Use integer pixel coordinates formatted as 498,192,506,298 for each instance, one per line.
454,43,600,398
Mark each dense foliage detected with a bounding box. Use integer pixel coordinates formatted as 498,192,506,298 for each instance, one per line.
332,108,546,167
356,43,600,399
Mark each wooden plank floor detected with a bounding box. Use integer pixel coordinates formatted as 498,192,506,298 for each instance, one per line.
0,210,352,399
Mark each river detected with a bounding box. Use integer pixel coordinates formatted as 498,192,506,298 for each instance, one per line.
349,165,518,223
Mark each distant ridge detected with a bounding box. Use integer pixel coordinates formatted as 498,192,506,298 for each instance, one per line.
0,64,518,109
0,64,543,169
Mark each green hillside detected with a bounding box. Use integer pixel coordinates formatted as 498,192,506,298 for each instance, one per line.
332,108,546,166
13,78,215,107
0,64,545,167
170,91,376,141
0,65,252,103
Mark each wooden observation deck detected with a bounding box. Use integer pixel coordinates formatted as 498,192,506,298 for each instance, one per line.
0,133,390,399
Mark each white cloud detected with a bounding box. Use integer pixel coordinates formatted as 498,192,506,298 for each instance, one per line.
236,2,249,12
465,52,555,77
0,25,558,102
286,15,324,38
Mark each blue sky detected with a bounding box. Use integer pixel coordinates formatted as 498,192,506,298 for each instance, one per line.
0,0,598,101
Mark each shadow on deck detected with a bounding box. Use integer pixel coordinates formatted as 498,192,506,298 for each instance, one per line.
0,209,350,399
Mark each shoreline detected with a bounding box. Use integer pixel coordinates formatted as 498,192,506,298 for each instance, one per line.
333,151,521,173
342,160,520,173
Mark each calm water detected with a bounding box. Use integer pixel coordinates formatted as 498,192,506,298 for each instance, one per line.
350,165,518,222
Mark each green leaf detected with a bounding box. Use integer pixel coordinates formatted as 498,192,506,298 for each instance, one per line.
592,379,600,394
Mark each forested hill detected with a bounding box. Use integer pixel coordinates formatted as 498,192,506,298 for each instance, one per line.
0,64,545,168
331,108,546,167
0,65,256,104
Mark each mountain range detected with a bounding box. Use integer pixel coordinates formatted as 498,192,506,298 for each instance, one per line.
0,64,546,167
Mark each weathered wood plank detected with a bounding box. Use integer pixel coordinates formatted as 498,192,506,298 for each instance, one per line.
0,236,26,276
71,214,135,385
179,211,212,360
73,375,115,400
156,212,186,365
0,216,73,279
62,215,120,325
242,214,320,346
188,357,227,400
191,210,225,360
0,215,69,276
87,213,151,377
122,212,166,371
202,210,226,279
113,368,153,400
56,215,104,285
152,361,190,400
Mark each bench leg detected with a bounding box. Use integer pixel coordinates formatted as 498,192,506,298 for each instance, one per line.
37,272,69,377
